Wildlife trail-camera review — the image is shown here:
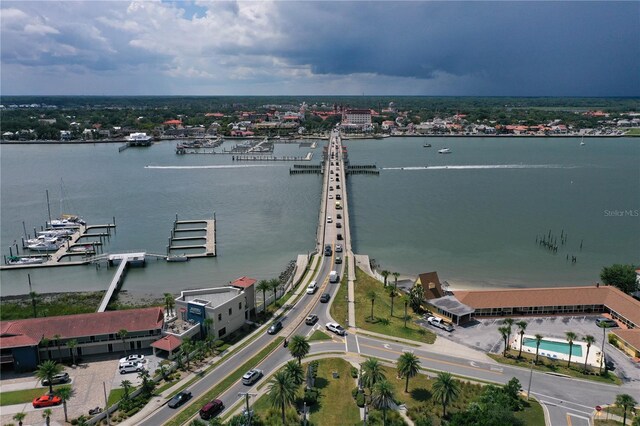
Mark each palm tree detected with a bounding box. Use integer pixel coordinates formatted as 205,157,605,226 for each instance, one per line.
498,326,510,357
117,329,129,356
284,360,304,386
615,393,638,426
403,297,410,328
35,360,63,394
409,284,424,311
163,293,175,316
267,371,297,426
29,290,39,318
361,358,386,394
516,321,528,358
42,408,53,426
12,412,26,426
502,318,515,351
392,272,400,289
257,279,271,309
268,278,280,305
66,339,78,366
55,386,74,422
380,270,390,286
53,334,63,362
370,379,395,425
367,290,377,320
181,337,193,369
121,379,133,400
432,371,460,418
138,369,154,395
397,352,421,393
534,334,544,364
583,335,595,371
565,331,577,367
288,335,310,365
203,317,214,337
388,287,398,317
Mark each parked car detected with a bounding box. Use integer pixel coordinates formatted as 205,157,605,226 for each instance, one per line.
595,317,618,328
119,354,145,365
168,391,192,408
326,322,346,336
426,316,454,332
307,281,318,294
200,399,224,420
320,293,331,303
41,372,70,386
305,314,319,325
268,320,283,335
119,361,145,374
335,256,342,264
242,369,263,385
33,394,62,408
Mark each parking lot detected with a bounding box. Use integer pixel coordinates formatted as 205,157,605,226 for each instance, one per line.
421,314,640,383
0,350,161,426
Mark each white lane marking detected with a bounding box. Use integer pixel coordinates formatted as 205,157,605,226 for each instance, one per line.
489,366,503,372
383,344,391,349
568,413,592,424
469,361,480,368
345,334,349,353
535,395,595,413
355,334,361,354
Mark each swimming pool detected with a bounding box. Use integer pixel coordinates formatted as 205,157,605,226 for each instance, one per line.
522,337,583,357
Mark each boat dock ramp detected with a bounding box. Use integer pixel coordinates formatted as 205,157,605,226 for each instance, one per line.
167,214,216,258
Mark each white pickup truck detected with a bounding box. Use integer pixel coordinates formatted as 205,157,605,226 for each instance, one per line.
426,316,454,332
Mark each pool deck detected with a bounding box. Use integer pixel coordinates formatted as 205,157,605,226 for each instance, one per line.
512,334,601,368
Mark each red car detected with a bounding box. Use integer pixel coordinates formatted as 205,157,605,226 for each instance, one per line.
33,394,62,408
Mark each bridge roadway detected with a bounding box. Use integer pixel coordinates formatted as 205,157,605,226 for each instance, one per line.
136,130,634,426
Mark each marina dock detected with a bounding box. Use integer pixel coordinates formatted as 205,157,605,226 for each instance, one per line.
167,214,216,258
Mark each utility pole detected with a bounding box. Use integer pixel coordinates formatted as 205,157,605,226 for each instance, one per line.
103,381,110,426
526,359,534,400
238,392,256,426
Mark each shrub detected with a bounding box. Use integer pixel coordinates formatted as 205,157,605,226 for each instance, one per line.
214,339,225,348
304,388,319,406
352,387,360,398
356,392,365,407
351,367,359,378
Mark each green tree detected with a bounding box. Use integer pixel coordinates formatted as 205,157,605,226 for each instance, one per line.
117,329,129,356
370,379,395,426
502,318,515,351
203,317,214,337
432,371,460,418
256,279,271,309
498,326,510,357
534,334,544,364
600,264,638,294
583,335,595,371
181,337,193,369
268,278,280,305
35,360,63,394
42,408,53,426
565,331,577,367
267,371,297,426
29,291,39,318
381,270,390,286
516,321,527,359
397,352,421,393
615,394,638,426
164,293,175,316
54,386,74,423
288,335,310,365
367,290,377,320
392,272,400,289
121,379,133,400
409,284,424,311
284,360,304,386
361,358,386,395
66,339,77,366
388,287,398,317
12,412,26,426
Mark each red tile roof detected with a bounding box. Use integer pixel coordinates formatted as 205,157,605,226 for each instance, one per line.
231,276,256,289
163,119,182,125
151,334,182,352
612,329,640,353
0,307,164,348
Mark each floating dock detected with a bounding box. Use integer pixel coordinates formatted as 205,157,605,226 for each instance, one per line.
167,214,216,258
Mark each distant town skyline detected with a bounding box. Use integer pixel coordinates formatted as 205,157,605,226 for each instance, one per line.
1,1,639,97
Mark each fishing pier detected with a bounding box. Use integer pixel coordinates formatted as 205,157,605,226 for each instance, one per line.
96,253,146,312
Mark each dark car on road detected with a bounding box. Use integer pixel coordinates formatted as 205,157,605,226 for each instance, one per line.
267,320,283,335
320,293,331,303
335,256,342,264
168,391,192,408
324,245,332,256
305,314,319,325
200,399,224,420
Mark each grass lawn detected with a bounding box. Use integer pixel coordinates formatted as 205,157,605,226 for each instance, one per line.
350,267,436,344
0,385,71,406
108,388,126,406
595,420,625,425
308,330,332,342
487,352,621,385
329,262,349,327
165,337,283,426
515,398,546,426
252,358,361,426
1,292,104,320
624,128,640,136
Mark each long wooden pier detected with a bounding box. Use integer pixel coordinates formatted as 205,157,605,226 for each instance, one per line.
97,253,146,312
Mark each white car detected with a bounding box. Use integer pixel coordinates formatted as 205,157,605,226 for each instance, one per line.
119,361,145,374
242,369,263,385
306,281,318,294
335,244,343,253
326,216,332,223
119,354,145,365
326,322,346,336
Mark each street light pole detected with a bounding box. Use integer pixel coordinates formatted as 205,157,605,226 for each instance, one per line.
526,359,534,400
103,381,110,426
238,392,256,426
599,324,608,374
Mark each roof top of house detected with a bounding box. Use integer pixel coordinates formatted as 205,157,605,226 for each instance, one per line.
0,307,164,349
151,334,183,352
428,296,475,316
611,329,640,353
454,285,640,326
231,276,256,289
416,272,444,300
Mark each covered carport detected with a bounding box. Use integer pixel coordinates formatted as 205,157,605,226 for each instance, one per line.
150,334,182,359
427,296,475,325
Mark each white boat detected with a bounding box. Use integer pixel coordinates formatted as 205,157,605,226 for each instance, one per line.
126,132,153,142
167,254,189,262
438,148,452,154
580,136,585,146
6,256,45,265
27,240,61,251
48,215,85,228
38,229,75,238
69,244,95,253
25,236,59,246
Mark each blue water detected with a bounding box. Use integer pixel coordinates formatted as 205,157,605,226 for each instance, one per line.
523,337,583,357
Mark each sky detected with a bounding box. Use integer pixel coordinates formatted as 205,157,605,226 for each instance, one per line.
1,1,639,96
